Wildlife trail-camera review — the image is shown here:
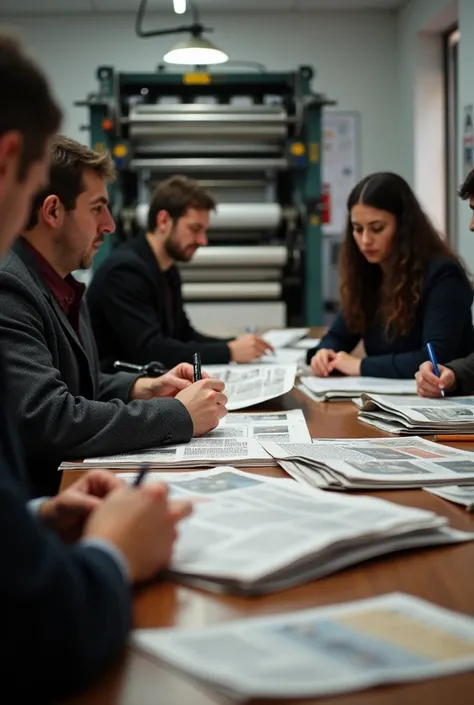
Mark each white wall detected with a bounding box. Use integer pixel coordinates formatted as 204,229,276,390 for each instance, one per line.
0,10,400,177
457,0,474,268
396,0,457,232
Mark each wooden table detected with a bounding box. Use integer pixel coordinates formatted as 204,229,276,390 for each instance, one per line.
63,388,474,705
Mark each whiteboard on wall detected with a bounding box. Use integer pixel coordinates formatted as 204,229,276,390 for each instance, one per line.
322,111,361,236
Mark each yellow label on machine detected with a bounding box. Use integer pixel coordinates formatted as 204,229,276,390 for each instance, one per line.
183,73,211,85
310,143,319,162
310,215,320,226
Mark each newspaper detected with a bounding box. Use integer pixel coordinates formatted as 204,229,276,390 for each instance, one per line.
203,363,296,410
426,485,474,511
261,436,474,489
60,409,310,470
293,337,321,350
358,394,474,435
133,592,474,699
299,376,417,402
110,466,471,595
255,348,306,366
262,328,309,348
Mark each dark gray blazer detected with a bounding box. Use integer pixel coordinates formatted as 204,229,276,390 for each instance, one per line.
447,353,474,394
0,239,193,497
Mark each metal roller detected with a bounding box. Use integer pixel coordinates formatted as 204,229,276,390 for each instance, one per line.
179,267,281,283
128,104,288,143
180,246,287,268
182,282,281,300
130,157,288,172
135,203,283,231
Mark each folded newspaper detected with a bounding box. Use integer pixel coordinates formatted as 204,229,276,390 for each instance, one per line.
203,363,296,409
260,436,474,490
262,328,309,348
133,592,474,699
299,376,417,402
426,485,474,511
116,466,470,595
60,409,310,470
358,394,474,435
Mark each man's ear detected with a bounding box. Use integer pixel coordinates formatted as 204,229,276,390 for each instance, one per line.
156,209,172,233
0,131,22,193
42,195,64,228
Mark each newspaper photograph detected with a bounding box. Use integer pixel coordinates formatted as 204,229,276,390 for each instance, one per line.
132,592,474,699
299,376,417,402
261,437,474,487
204,363,297,410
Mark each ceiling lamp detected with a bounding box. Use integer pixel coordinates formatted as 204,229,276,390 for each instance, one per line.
163,35,228,66
136,0,229,67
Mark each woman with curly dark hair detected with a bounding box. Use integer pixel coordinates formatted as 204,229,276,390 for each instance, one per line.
308,172,474,379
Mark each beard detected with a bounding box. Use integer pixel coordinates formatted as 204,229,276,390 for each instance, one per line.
164,236,197,263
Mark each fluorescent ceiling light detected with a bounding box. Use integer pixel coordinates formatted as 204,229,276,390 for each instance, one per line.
163,36,228,65
173,0,186,14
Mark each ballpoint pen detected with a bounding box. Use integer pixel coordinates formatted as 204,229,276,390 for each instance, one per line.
425,342,445,398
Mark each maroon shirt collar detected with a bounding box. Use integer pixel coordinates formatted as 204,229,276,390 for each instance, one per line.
21,238,85,318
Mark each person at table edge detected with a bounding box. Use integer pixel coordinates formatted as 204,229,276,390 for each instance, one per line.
307,171,474,379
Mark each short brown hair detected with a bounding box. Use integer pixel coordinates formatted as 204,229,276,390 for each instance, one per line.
25,135,115,230
459,168,474,200
147,175,216,232
0,33,61,179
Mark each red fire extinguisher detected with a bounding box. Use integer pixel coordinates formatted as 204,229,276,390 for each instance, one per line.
321,183,331,224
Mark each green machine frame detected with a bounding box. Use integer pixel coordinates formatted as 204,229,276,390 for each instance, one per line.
77,65,332,326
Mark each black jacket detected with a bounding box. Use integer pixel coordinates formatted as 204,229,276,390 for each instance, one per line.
0,239,193,497
307,258,474,378
87,233,232,372
0,358,131,703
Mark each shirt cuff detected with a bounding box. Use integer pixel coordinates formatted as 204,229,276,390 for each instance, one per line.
79,537,130,583
27,496,51,516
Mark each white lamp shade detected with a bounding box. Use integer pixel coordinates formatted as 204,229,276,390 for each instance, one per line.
163,35,228,65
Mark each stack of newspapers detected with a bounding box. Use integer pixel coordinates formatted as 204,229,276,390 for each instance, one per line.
60,410,311,471
132,593,474,700
426,485,474,511
358,394,474,435
118,467,472,595
298,376,417,402
260,436,474,490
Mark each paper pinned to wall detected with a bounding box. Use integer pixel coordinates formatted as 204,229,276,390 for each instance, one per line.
322,111,360,236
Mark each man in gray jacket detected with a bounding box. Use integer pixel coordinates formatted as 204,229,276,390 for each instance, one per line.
0,135,227,497
416,168,474,397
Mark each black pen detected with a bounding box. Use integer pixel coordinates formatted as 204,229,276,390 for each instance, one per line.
132,463,151,488
193,352,202,382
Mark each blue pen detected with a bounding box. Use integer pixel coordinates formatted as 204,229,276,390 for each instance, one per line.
425,342,445,398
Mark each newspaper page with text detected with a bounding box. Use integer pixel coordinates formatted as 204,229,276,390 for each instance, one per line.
261,436,474,489
203,363,296,409
104,466,471,594
299,376,417,402
359,394,474,434
60,409,310,470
